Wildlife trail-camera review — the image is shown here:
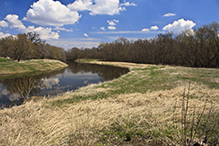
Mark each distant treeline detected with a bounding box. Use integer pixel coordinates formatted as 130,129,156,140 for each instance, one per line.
1,22,219,68
68,22,219,68
0,32,66,62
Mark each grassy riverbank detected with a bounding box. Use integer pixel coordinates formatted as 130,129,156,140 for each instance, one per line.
0,59,218,145
0,58,68,79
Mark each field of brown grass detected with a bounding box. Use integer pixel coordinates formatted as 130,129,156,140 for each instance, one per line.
0,60,218,145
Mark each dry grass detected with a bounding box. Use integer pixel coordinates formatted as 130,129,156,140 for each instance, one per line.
0,60,219,145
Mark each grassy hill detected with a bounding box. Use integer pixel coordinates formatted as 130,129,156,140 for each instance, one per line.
0,58,68,79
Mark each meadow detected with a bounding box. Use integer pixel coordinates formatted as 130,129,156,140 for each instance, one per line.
0,59,218,145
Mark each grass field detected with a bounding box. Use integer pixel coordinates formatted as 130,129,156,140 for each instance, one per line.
0,58,68,79
0,59,218,145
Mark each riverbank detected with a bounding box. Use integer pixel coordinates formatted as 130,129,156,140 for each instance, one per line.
0,59,218,145
0,59,68,79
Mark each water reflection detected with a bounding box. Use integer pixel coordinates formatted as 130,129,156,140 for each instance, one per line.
2,76,43,99
0,62,129,108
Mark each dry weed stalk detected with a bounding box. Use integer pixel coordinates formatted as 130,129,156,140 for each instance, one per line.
174,83,219,146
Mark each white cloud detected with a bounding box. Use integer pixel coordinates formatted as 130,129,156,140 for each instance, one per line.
100,27,105,30
162,13,177,17
0,20,8,27
107,36,152,41
4,14,59,40
107,19,119,26
142,28,149,32
5,14,26,30
47,38,100,49
68,0,126,15
67,0,92,11
163,18,196,34
108,26,116,30
23,0,133,27
107,20,116,25
0,32,11,38
113,19,119,23
120,2,137,6
96,30,164,34
26,26,59,39
23,0,81,26
53,26,73,32
84,33,89,37
150,25,159,30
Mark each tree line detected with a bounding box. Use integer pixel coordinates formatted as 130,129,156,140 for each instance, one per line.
0,32,66,62
68,22,219,68
1,22,219,68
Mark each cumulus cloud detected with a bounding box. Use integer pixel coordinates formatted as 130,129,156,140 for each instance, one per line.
67,0,92,11
23,0,81,26
108,26,116,30
84,33,89,37
142,28,149,32
53,26,73,32
150,25,159,30
107,20,116,26
23,0,134,26
0,32,11,38
26,26,59,39
162,13,177,17
120,2,137,6
96,30,164,34
113,19,119,23
107,19,119,25
163,18,196,34
47,38,100,49
4,14,59,40
5,14,26,30
68,0,126,15
0,20,8,27
100,27,105,30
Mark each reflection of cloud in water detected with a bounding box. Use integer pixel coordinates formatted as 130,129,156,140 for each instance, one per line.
1,89,9,96
80,76,98,80
0,88,8,99
42,78,60,89
84,80,88,84
0,86,21,101
38,85,72,96
8,94,20,102
57,72,97,78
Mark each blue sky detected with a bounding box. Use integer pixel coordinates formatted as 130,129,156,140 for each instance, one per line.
0,0,219,50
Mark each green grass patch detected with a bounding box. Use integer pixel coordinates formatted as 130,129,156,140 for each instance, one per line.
178,76,219,89
52,66,178,107
51,92,109,107
0,58,12,62
50,63,219,108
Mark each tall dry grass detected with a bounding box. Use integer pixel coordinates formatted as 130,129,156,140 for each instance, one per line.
0,82,218,145
0,61,219,145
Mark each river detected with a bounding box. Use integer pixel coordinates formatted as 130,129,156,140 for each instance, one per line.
0,62,129,108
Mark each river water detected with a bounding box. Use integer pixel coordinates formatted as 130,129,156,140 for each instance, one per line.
0,62,129,108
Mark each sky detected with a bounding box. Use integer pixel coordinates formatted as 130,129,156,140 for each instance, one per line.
0,0,219,50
